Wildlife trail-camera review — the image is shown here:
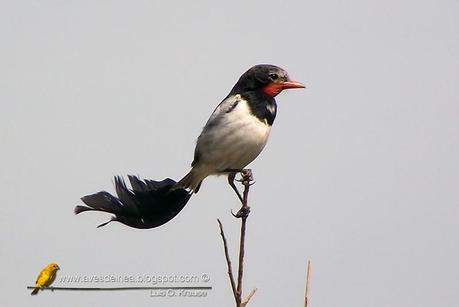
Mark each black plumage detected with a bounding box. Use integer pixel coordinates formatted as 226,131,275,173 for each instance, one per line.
75,176,191,229
241,91,277,125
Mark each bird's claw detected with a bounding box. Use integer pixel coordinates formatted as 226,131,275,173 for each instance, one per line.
235,169,254,185
232,206,251,218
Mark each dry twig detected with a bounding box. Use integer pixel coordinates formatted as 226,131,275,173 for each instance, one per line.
242,287,258,307
217,218,237,301
304,260,311,307
236,169,252,305
218,169,255,307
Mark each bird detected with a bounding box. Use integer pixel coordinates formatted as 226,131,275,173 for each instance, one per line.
31,263,60,295
75,64,304,229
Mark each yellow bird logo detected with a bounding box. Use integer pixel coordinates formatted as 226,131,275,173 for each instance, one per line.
31,263,60,295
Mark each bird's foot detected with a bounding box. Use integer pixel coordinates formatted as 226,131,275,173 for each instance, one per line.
236,169,253,185
232,206,251,219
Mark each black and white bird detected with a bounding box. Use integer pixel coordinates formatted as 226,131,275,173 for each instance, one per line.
75,64,304,229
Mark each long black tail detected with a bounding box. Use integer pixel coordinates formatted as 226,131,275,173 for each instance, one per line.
75,176,192,229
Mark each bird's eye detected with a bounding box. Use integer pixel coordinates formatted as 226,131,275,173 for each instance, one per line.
269,73,279,80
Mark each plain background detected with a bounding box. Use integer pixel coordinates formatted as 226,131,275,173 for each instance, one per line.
1,0,458,306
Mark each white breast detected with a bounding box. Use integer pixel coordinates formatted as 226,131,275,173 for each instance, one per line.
195,97,271,173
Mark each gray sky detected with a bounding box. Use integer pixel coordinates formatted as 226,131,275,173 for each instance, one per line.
1,0,458,306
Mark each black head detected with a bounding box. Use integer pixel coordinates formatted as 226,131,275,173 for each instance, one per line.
229,64,304,97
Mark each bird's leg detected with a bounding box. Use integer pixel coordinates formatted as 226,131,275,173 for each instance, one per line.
232,169,253,219
227,171,244,203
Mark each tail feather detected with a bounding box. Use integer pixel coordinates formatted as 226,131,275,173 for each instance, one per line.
176,169,206,193
97,218,114,228
31,287,39,295
75,176,192,229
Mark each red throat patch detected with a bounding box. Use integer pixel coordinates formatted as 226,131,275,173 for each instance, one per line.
262,83,284,97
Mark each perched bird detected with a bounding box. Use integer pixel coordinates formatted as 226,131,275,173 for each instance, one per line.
75,64,304,229
31,263,60,295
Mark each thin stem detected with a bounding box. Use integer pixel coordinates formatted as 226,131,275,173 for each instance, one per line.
242,288,257,307
218,169,255,307
304,260,311,307
217,218,238,301
236,169,252,307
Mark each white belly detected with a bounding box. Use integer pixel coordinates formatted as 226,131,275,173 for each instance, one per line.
196,99,271,173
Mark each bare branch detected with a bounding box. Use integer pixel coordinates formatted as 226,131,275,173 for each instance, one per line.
218,169,256,307
241,288,257,307
304,260,311,307
236,169,253,306
217,218,238,301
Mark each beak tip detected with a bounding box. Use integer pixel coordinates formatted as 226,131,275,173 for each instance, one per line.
283,81,306,89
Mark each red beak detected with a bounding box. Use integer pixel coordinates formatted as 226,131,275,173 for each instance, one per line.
281,80,305,89
262,80,305,97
